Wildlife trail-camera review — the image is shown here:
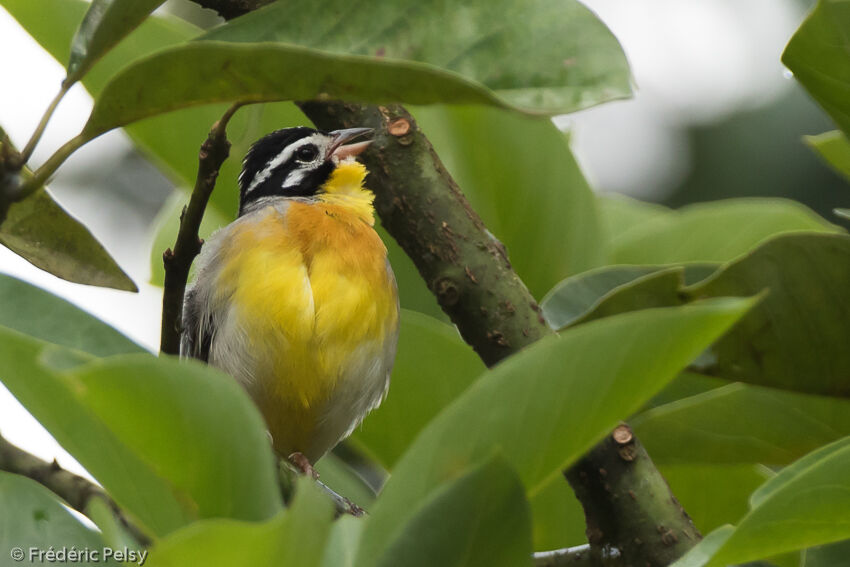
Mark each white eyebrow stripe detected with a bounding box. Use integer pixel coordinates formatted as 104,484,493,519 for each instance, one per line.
245,133,325,194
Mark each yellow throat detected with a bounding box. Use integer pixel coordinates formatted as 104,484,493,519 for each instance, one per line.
317,160,375,224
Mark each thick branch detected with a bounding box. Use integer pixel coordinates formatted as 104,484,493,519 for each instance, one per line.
565,425,700,566
0,432,150,546
159,104,240,355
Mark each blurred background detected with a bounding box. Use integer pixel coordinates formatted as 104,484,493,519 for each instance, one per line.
0,0,845,478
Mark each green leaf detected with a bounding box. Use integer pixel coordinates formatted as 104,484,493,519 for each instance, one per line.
356,298,754,565
0,472,118,564
611,198,840,265
0,186,137,291
783,0,850,136
705,441,850,565
146,478,334,567
321,516,363,567
0,273,143,356
0,131,136,291
686,233,850,396
670,526,734,567
374,455,532,567
528,476,586,549
804,130,850,182
541,264,717,330
80,44,499,138
201,0,632,116
412,105,604,297
351,311,485,469
634,383,850,466
750,437,850,510
66,0,166,83
0,329,281,537
86,497,143,549
549,233,850,397
596,193,671,247
804,539,850,567
661,464,772,534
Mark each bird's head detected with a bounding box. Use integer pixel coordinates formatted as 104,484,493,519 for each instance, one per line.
237,126,373,216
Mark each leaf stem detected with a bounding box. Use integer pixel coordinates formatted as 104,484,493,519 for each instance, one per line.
18,84,71,165
18,132,90,201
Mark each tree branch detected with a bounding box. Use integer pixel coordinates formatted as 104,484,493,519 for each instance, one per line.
565,425,700,565
159,103,241,355
0,432,150,546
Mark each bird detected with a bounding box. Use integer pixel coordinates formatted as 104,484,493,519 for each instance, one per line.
181,126,399,475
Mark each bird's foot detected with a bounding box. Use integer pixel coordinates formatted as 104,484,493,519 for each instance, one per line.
288,452,319,480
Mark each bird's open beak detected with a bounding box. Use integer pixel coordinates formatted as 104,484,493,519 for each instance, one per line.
328,127,373,160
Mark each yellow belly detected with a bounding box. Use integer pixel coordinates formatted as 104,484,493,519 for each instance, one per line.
215,200,397,457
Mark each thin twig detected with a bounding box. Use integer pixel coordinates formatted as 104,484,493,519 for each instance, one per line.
278,459,365,518
0,431,150,546
159,102,243,355
18,84,71,166
534,544,623,566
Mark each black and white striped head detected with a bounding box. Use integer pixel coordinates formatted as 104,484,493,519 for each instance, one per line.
237,126,372,216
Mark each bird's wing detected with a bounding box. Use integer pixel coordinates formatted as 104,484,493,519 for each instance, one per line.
181,285,213,362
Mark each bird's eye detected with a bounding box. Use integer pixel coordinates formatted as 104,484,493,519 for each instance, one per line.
295,145,319,162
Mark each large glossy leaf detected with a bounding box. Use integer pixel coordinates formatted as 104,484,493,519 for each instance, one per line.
750,437,850,510
146,479,333,567
0,185,137,291
703,440,850,566
374,456,532,567
804,540,850,567
783,0,850,135
686,233,850,395
351,311,484,469
804,130,850,183
634,383,850,466
0,274,142,356
528,475,585,549
0,473,118,565
551,233,850,397
596,193,671,248
356,298,753,565
66,0,166,83
0,329,281,537
412,105,604,297
201,0,632,116
611,198,840,265
321,516,363,567
541,264,717,329
0,129,136,291
80,44,508,138
661,464,771,535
